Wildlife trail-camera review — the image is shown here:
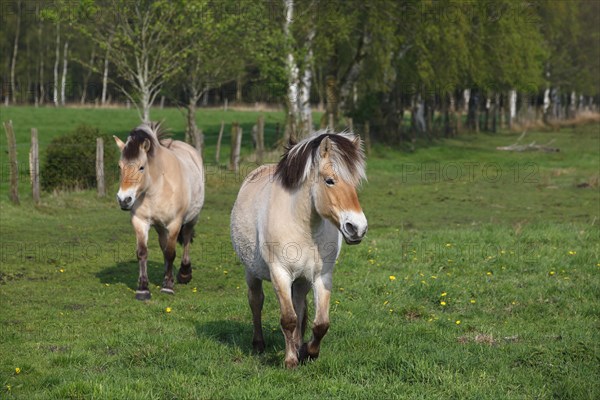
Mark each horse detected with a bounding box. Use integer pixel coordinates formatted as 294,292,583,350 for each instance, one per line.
230,129,368,368
113,122,204,300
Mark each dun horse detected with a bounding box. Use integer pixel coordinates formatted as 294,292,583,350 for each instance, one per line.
114,122,204,300
231,130,368,368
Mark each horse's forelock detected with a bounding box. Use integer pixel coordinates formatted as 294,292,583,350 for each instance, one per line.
122,122,171,160
275,130,366,190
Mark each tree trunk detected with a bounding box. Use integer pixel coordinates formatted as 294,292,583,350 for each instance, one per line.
36,2,44,106
236,74,243,103
10,0,21,104
326,75,338,130
283,0,299,142
101,35,112,106
81,47,96,104
508,89,517,129
53,22,60,107
141,87,151,122
3,121,20,205
60,41,69,106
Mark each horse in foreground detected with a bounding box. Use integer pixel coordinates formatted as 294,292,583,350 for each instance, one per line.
113,122,204,300
231,130,368,368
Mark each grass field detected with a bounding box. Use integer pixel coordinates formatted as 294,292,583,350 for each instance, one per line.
0,106,599,399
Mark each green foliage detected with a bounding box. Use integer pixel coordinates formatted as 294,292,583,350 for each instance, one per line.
41,124,118,192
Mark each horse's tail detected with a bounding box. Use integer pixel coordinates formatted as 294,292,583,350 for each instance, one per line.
177,227,195,245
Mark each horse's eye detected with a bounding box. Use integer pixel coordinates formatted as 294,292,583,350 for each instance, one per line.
325,178,335,186
139,166,145,172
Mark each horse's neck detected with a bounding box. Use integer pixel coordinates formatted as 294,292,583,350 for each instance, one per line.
291,182,325,235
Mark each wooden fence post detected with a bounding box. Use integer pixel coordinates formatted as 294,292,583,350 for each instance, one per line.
215,120,225,164
30,128,40,204
96,138,106,197
229,122,241,172
256,115,265,164
3,120,20,205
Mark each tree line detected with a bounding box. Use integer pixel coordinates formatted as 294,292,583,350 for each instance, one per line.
1,0,598,145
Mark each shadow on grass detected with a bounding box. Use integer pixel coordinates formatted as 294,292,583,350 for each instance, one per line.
95,261,165,290
195,320,286,367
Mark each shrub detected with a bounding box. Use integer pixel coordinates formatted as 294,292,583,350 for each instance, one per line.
42,124,119,192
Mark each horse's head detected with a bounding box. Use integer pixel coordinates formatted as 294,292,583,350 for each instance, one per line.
313,135,368,244
276,131,368,245
113,124,158,211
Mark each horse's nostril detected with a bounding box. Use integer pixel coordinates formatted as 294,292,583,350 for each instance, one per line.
124,196,132,204
345,222,357,237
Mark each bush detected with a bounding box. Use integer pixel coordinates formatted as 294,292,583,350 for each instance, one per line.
42,124,119,192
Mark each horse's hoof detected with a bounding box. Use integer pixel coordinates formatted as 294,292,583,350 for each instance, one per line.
160,287,175,295
252,340,265,354
135,290,151,301
298,343,318,363
285,358,299,369
177,272,192,284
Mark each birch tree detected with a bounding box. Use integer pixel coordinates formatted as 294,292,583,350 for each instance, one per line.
77,0,188,122
283,0,315,141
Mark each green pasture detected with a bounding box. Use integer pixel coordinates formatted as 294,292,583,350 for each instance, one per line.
0,107,598,399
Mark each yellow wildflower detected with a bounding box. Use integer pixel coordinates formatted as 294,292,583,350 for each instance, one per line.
389,275,396,281
441,292,447,297
455,320,461,325
15,368,20,374
440,301,447,306
165,307,172,313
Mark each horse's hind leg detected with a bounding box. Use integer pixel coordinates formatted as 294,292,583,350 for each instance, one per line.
177,221,195,284
246,272,265,353
158,224,180,295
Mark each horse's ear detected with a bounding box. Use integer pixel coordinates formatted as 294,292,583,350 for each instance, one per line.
352,135,362,148
319,137,332,158
142,138,152,153
113,135,125,151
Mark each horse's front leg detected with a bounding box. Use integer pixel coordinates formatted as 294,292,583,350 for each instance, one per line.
158,222,180,295
299,274,331,361
132,216,151,301
271,267,299,369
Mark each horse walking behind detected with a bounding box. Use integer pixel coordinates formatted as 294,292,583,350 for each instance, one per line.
231,130,368,368
113,122,204,300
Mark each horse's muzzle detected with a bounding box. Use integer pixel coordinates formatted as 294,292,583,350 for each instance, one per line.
118,196,133,210
340,214,368,245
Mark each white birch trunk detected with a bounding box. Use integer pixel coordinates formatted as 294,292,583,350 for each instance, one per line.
10,0,21,104
543,88,550,113
101,46,110,105
53,22,60,107
284,0,300,139
463,89,470,113
60,41,69,106
509,89,517,120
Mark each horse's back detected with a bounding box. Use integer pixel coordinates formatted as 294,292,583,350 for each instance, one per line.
167,140,205,223
231,164,275,280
